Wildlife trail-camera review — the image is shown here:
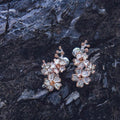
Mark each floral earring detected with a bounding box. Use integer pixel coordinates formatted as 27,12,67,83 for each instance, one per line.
72,40,96,87
41,46,69,92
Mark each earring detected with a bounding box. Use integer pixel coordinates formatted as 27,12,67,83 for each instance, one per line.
41,46,69,92
72,40,96,88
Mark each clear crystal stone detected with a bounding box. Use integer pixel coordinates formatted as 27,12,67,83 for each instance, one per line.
54,76,61,82
54,83,62,90
72,74,79,81
83,77,91,85
54,68,59,74
42,84,46,88
60,60,66,65
89,63,92,69
45,64,50,69
51,63,56,68
84,60,89,66
82,71,90,77
41,68,49,75
48,86,54,91
76,80,84,87
74,59,80,65
75,69,82,74
48,68,52,73
59,66,65,72
48,73,55,81
83,53,88,60
78,63,85,69
63,57,69,65
92,64,95,69
44,79,50,86
76,54,82,59
41,69,46,74
72,47,81,56
54,59,60,64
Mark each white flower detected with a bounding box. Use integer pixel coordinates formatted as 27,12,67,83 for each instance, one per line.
72,40,96,88
73,52,88,67
41,46,69,92
53,58,67,73
72,70,91,87
43,73,62,91
85,63,96,73
72,47,81,56
50,62,59,74
76,53,88,61
78,62,85,69
73,59,80,65
41,62,51,75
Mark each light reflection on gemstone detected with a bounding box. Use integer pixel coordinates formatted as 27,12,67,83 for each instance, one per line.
72,47,81,56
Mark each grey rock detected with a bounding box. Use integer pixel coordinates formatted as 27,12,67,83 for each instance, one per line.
17,89,48,101
65,91,80,105
0,99,6,109
47,92,61,105
59,84,69,99
103,73,108,88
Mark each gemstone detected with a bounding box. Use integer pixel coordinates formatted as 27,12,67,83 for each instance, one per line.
48,86,54,91
44,79,50,86
59,66,65,72
92,64,96,69
51,63,56,68
54,59,60,64
83,77,91,85
76,80,84,87
83,60,89,66
48,73,55,81
78,63,85,69
72,74,79,81
72,47,81,56
41,68,48,75
92,70,95,74
54,76,61,82
89,63,92,69
54,83,62,90
76,54,82,59
60,60,66,65
63,57,69,65
82,71,90,77
41,69,46,74
75,69,82,74
48,68,52,73
83,53,88,60
54,68,59,74
45,64,50,69
74,59,80,65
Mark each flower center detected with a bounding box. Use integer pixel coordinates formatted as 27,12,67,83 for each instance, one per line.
56,64,60,68
79,57,84,61
79,75,83,79
50,80,55,86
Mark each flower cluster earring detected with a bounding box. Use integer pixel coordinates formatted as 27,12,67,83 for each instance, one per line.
41,46,69,92
41,40,96,92
72,40,96,87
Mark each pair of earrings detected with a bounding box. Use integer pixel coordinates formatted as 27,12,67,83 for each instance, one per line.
41,40,96,92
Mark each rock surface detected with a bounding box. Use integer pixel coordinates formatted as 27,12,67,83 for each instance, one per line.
0,0,120,120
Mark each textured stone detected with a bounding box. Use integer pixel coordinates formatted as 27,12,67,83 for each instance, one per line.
0,0,120,120
47,92,61,105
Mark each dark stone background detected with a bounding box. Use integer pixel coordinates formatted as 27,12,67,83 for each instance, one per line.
0,0,120,120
